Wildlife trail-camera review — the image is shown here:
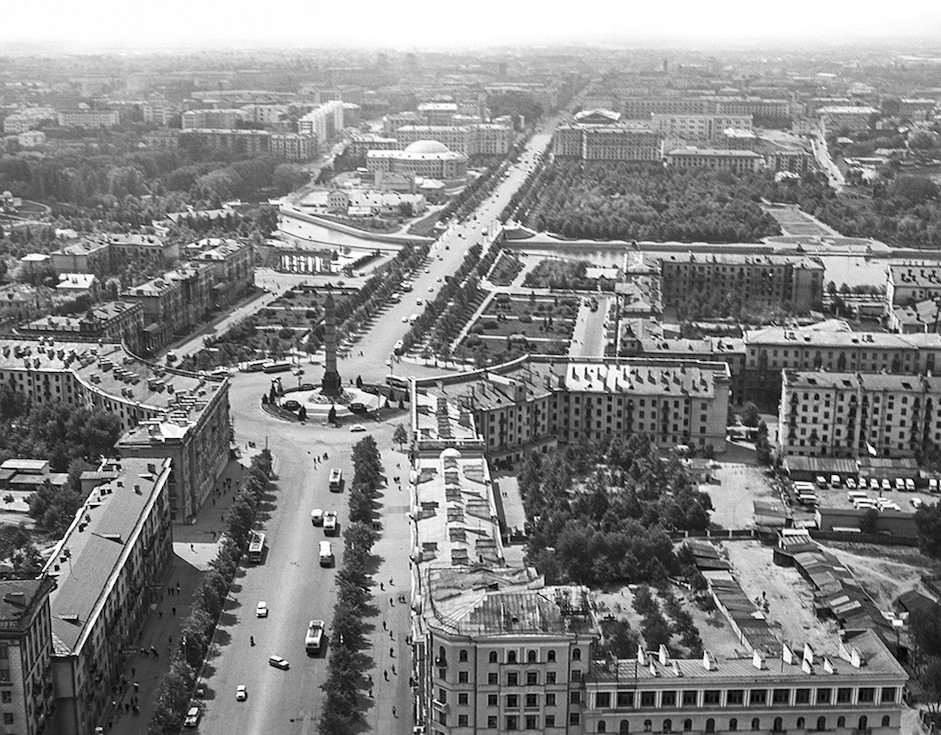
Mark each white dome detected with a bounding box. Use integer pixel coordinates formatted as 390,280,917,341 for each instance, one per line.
404,140,451,155
439,447,462,460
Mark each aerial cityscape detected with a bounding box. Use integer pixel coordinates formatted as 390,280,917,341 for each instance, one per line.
2,5,941,735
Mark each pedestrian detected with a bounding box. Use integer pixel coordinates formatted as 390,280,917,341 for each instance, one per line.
383,670,388,681
131,668,136,677
172,607,176,616
380,582,384,591
133,682,139,692
382,620,387,630
158,610,163,619
390,630,394,640
390,645,394,656
190,543,194,551
176,582,181,593
392,706,397,718
389,577,394,586
390,598,394,607
392,664,396,675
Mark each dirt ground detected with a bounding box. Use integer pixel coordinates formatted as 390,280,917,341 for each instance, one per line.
706,453,779,530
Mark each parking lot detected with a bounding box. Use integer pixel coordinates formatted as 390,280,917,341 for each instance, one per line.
792,475,937,512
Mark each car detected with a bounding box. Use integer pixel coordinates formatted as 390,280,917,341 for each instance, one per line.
881,478,892,492
846,477,856,490
256,601,268,617
283,399,301,412
912,497,925,509
930,478,939,493
184,705,201,728
415,299,423,306
428,286,434,292
236,684,247,701
300,383,315,391
194,683,206,699
310,508,324,525
268,655,290,670
895,478,905,491
905,478,916,492
350,424,366,433
324,511,338,535
402,315,410,322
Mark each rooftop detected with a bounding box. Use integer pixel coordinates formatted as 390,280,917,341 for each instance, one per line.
666,147,763,159
784,370,941,394
22,301,140,332
44,457,172,655
0,578,54,634
745,327,916,350
659,252,824,269
889,262,941,289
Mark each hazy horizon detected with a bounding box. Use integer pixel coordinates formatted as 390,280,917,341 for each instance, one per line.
4,0,941,54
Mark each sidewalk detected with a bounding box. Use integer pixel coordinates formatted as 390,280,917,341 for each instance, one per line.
361,445,414,734
106,461,246,735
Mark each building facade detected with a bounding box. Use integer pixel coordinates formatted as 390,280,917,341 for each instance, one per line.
56,110,120,129
0,578,56,735
18,301,145,352
665,148,763,173
45,458,173,735
554,124,662,161
886,262,941,307
367,141,468,180
181,108,245,130
650,114,753,141
297,100,345,143
269,133,318,161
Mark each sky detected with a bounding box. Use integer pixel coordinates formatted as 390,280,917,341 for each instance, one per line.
3,0,941,51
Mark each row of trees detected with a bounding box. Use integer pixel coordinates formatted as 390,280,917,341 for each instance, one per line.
318,435,385,735
148,450,273,735
520,435,714,586
515,162,782,243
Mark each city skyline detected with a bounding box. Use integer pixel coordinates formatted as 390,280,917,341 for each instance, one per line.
4,0,941,52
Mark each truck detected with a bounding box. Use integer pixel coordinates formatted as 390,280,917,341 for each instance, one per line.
305,619,325,655
328,468,342,492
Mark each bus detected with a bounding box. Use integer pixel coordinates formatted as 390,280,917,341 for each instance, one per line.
328,469,343,492
247,532,266,563
242,359,268,373
263,360,293,374
305,619,325,655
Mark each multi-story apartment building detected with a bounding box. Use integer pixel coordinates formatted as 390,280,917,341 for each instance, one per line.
623,98,711,119
297,100,345,144
141,99,175,126
395,124,514,156
2,114,33,135
473,123,515,155
623,97,791,122
0,577,56,735
48,234,178,278
189,238,255,309
18,301,145,352
584,631,906,735
383,111,422,136
742,327,941,406
181,108,245,130
411,355,731,462
49,240,112,278
707,96,792,119
886,262,941,307
817,106,878,133
778,370,941,459
665,148,763,173
56,110,120,129
0,338,230,520
765,148,812,173
650,114,753,141
658,253,824,312
417,102,458,126
347,134,399,158
553,124,662,162
269,133,318,161
179,128,270,157
630,337,746,404
239,103,289,125
45,457,173,735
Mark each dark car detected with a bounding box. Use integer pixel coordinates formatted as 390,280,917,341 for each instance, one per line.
283,400,301,412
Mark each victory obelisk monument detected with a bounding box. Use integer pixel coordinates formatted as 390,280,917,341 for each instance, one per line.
321,290,342,396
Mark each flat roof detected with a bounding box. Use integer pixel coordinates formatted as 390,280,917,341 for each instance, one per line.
746,327,915,350
666,147,763,158
784,369,941,393
660,252,824,269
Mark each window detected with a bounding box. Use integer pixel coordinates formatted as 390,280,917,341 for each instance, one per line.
458,671,468,683
573,647,582,661
489,651,498,664
662,691,677,707
644,721,652,733
858,688,875,703
488,716,498,729
547,672,557,685
749,690,767,706
727,690,744,705
664,720,673,733
527,650,537,664
706,719,715,734
570,713,581,726
572,670,582,682
2,714,12,725
546,716,556,727
507,716,519,731
459,693,468,706
547,693,556,706
508,651,518,664
858,717,868,731
772,689,790,705
526,693,538,708
729,720,738,732
459,649,468,662
617,692,634,708
527,671,538,686
597,692,611,708
773,718,783,733
439,689,448,704
836,688,852,704
816,688,831,705
704,690,720,706
816,718,826,731
488,673,498,685
599,723,608,734
0,692,9,704
571,691,582,705
488,694,498,707
797,719,805,730
795,689,810,704
508,695,519,709
641,692,656,707
837,718,846,729
459,715,469,727
882,716,891,728
507,672,519,687
620,721,630,734
684,720,692,732
882,687,897,703
751,720,760,732
548,650,556,663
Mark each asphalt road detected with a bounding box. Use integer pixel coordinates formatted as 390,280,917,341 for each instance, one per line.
194,117,561,734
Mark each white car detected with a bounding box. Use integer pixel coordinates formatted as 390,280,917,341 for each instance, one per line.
268,655,290,670
236,684,247,701
256,601,268,618
912,497,925,509
310,508,324,526
401,316,409,323
349,424,366,433
184,706,201,728
324,511,338,535
846,477,856,490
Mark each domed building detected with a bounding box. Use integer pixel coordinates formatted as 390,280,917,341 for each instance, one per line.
366,139,468,180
